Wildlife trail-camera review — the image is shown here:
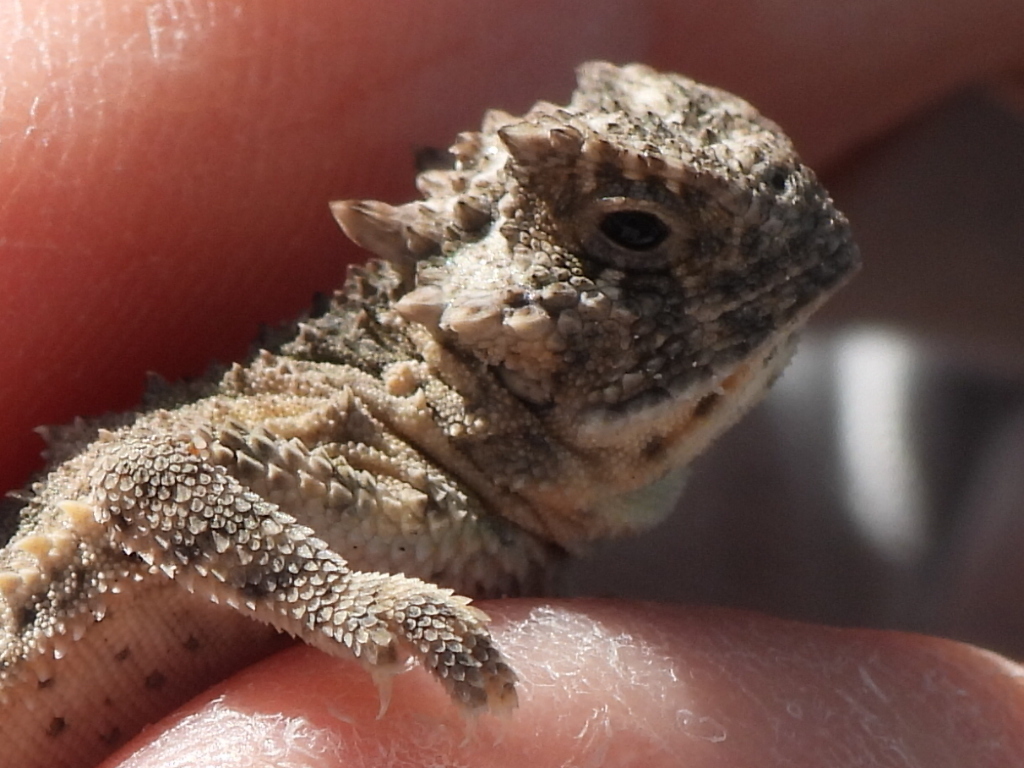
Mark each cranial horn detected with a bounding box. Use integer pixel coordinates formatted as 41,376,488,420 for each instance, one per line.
330,200,439,283
497,122,583,165
452,198,491,232
331,200,406,258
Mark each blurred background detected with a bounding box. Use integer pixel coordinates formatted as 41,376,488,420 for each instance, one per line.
1,1,1021,667
566,87,1024,660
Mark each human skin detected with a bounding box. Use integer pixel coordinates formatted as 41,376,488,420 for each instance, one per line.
1,2,1023,767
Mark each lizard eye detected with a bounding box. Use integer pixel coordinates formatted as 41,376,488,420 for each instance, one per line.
599,210,670,251
580,198,684,270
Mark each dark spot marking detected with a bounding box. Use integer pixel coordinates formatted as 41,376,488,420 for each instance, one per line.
114,646,131,662
710,269,749,296
721,305,773,340
19,604,37,629
183,635,201,652
172,542,204,565
505,289,530,309
241,581,270,599
100,726,123,746
642,435,666,461
103,697,114,707
241,566,299,599
694,392,721,418
608,387,672,415
145,670,167,691
768,168,789,191
37,677,54,689
47,717,67,738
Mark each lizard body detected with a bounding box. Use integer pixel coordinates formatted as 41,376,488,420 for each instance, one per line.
0,62,858,767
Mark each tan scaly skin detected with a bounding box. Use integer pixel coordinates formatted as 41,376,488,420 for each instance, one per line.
0,62,858,768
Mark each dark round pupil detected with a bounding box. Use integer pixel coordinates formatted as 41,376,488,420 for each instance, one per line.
599,210,670,251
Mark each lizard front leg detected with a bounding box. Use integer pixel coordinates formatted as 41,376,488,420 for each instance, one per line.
0,500,284,768
87,429,518,714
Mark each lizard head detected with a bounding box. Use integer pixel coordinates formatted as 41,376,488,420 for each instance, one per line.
332,61,859,540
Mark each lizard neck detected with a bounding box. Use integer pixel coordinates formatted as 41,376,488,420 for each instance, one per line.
274,261,592,547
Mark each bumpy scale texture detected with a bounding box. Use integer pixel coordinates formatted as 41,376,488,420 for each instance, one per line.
0,62,858,767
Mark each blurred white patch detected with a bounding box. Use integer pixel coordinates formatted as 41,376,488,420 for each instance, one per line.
835,330,928,564
118,698,344,768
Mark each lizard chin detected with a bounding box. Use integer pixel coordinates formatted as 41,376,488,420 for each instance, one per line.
567,330,800,539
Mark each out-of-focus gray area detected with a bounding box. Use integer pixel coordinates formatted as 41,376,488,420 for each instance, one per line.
564,90,1024,659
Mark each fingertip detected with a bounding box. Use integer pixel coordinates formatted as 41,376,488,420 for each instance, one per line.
104,601,1024,767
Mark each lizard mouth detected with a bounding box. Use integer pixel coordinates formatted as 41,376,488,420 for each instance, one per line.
573,329,799,467
561,332,800,541
571,252,859,466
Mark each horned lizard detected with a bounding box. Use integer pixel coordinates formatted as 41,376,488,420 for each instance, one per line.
0,61,858,767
